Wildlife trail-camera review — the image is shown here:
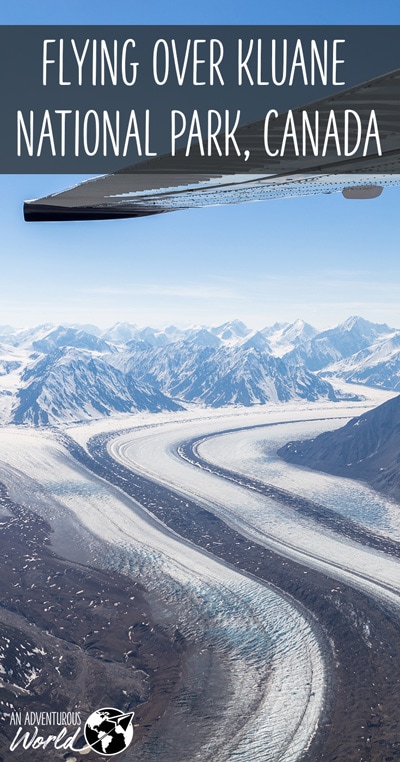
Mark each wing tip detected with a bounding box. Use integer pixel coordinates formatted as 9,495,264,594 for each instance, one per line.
23,202,165,222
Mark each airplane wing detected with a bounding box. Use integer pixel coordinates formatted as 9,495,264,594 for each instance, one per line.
24,68,400,221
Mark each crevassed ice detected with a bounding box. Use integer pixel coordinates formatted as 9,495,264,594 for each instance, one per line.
0,426,326,762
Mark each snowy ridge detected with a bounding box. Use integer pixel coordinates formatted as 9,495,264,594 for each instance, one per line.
13,348,181,425
287,316,396,372
123,343,337,408
322,332,400,391
262,319,317,357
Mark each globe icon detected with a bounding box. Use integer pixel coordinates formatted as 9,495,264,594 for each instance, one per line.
84,707,135,756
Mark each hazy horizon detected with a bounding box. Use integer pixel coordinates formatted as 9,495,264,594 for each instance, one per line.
0,313,396,335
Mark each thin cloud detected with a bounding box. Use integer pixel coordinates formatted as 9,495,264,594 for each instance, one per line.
84,284,243,299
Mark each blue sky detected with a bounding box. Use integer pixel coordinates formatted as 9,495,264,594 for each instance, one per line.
2,1,400,330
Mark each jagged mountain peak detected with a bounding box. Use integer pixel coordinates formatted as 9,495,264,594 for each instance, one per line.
32,326,112,354
285,315,396,372
335,315,392,335
281,319,317,341
240,331,272,351
260,319,317,357
185,328,221,348
210,319,251,341
10,324,56,348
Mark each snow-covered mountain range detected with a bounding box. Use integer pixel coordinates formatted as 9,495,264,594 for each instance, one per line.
0,316,398,425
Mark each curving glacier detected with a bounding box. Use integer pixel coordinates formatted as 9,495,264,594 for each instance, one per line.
0,424,327,762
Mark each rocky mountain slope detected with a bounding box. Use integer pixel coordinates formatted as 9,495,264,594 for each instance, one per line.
12,348,181,425
278,394,400,500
